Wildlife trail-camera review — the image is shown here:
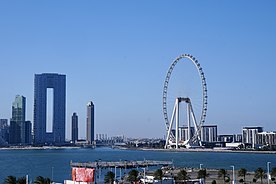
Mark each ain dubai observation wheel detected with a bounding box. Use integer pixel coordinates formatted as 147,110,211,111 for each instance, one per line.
163,54,207,149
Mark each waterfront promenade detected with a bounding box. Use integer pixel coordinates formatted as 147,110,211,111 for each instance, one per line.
71,160,274,183
163,168,272,184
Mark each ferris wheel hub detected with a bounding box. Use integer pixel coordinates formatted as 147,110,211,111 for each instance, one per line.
178,97,191,103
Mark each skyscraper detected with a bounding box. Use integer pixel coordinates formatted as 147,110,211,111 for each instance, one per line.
71,112,78,143
86,101,94,144
33,73,66,145
0,119,9,145
10,95,26,144
24,121,32,144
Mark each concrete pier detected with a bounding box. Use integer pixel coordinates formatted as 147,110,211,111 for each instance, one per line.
70,160,173,169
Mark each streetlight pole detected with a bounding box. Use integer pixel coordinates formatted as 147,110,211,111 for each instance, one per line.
230,166,235,184
51,167,54,182
99,168,101,182
200,164,203,170
267,162,271,184
142,168,146,184
115,166,117,183
199,164,203,183
120,168,122,182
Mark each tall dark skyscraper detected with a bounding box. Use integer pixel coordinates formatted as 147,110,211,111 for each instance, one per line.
24,121,32,144
0,119,9,145
86,101,95,144
10,95,26,144
71,112,78,143
33,73,66,145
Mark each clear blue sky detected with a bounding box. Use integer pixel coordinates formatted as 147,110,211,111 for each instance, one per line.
0,1,275,139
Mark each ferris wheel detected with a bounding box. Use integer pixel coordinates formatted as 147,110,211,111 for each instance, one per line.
163,54,207,149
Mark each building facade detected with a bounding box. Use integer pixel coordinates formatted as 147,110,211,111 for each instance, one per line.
71,112,78,143
256,131,276,146
24,121,32,144
234,134,243,142
0,119,9,145
10,95,26,144
33,73,66,145
217,134,242,143
9,121,21,144
242,126,263,148
86,101,95,144
200,125,217,143
217,134,235,143
179,126,195,142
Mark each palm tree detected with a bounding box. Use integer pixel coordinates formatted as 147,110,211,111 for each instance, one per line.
238,168,247,182
271,167,276,177
127,169,139,183
176,169,190,183
104,171,115,184
34,176,51,184
197,169,209,180
4,176,27,184
254,167,265,184
4,176,16,184
17,177,26,184
218,169,228,183
154,169,164,183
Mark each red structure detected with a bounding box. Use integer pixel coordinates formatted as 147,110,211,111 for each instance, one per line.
72,167,95,182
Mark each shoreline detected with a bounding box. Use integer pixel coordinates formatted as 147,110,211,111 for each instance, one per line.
0,146,81,150
115,146,276,154
1,145,276,154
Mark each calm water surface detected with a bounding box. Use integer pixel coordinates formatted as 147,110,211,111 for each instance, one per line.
0,147,275,182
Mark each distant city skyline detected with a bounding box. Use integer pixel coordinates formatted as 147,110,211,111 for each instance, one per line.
0,1,276,139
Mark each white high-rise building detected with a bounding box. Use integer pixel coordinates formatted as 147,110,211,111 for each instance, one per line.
256,131,276,146
242,126,263,148
179,126,195,142
201,125,217,143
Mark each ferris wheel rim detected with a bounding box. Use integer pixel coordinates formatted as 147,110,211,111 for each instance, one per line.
162,54,208,141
